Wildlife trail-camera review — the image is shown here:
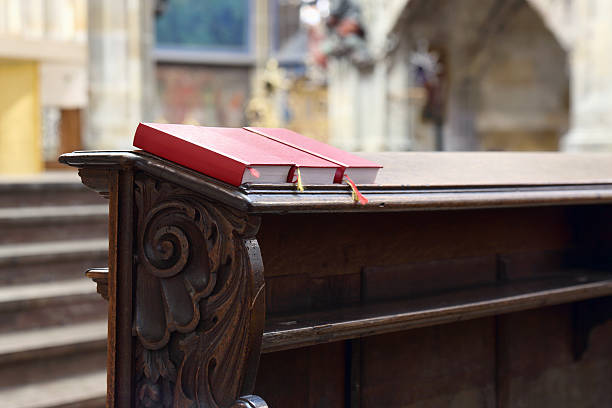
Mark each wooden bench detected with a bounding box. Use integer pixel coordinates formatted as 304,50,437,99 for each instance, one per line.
60,151,612,407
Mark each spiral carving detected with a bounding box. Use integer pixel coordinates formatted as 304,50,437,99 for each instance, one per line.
133,174,266,408
135,198,217,350
141,204,192,278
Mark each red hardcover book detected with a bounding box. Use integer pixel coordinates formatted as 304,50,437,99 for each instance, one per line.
244,127,382,183
133,123,339,186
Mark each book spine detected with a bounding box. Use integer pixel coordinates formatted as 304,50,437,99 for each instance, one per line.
286,165,297,183
333,168,344,184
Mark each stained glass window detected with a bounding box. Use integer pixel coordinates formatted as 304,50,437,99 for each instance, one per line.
156,0,250,51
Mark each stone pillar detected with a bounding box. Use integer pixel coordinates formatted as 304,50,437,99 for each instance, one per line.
251,0,270,101
328,58,360,150
86,0,155,150
561,0,612,151
444,77,479,151
386,45,412,151
359,62,387,151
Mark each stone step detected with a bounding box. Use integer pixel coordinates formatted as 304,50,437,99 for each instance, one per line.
0,172,108,407
0,205,108,245
0,370,106,408
0,279,107,333
0,239,108,286
0,171,105,208
0,320,107,365
0,321,107,389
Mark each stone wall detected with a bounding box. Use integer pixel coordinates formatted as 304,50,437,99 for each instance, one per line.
86,0,155,150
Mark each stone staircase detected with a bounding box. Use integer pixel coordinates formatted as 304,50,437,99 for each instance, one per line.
0,172,109,408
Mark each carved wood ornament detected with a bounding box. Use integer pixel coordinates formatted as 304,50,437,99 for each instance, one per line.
133,173,267,408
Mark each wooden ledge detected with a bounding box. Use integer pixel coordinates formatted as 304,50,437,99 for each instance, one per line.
262,271,612,353
85,268,109,301
60,151,612,213
86,268,612,353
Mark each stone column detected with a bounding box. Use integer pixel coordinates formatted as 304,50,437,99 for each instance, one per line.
252,0,270,90
86,0,155,150
561,0,612,151
359,62,387,151
386,44,415,151
327,58,360,151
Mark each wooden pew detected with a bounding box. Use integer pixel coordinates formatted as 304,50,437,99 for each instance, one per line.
60,151,612,407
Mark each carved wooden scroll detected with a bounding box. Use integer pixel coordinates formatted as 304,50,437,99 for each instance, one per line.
132,173,267,408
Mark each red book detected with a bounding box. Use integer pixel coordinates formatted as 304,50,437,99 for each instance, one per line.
133,123,339,186
244,127,382,183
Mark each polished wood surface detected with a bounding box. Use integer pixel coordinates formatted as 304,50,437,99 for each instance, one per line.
60,150,612,408
359,152,612,186
131,173,265,408
60,151,612,213
61,150,612,187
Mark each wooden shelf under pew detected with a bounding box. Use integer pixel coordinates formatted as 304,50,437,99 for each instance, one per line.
88,268,612,354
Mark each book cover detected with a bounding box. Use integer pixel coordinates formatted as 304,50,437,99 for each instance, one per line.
133,123,340,186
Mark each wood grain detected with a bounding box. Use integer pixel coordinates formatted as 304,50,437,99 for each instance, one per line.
258,207,573,280
360,318,496,407
106,170,118,408
254,342,345,408
496,306,612,407
131,173,267,408
115,170,134,407
357,151,612,187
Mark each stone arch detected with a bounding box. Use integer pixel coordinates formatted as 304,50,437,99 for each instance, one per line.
469,0,570,150
524,0,573,50
387,0,570,150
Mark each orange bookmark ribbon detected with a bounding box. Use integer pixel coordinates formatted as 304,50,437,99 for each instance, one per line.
344,175,368,205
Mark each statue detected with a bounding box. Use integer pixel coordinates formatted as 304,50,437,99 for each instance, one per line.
319,0,373,68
